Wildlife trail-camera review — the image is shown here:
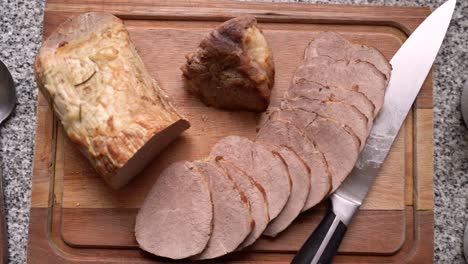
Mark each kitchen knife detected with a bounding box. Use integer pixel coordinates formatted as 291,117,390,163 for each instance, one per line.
291,0,456,263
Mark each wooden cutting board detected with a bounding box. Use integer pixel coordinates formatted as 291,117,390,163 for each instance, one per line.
27,0,434,263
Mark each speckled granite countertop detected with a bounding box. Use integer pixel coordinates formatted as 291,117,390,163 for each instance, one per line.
0,0,466,263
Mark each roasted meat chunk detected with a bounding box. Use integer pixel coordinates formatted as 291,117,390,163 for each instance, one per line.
181,16,274,112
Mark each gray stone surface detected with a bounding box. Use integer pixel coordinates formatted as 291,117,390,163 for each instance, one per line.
0,0,466,263
383,1,467,264
0,1,45,263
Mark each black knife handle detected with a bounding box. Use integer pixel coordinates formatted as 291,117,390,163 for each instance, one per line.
291,209,347,264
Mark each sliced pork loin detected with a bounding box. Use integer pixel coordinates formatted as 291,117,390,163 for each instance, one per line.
293,56,387,116
209,136,291,221
214,158,269,249
306,118,359,193
192,160,252,260
284,96,369,150
277,108,360,193
135,161,212,260
259,144,310,237
285,32,390,192
289,81,374,128
257,117,331,211
304,32,392,83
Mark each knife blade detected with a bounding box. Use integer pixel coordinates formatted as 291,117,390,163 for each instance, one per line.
292,1,456,263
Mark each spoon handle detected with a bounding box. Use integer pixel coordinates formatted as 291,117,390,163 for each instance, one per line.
0,165,8,263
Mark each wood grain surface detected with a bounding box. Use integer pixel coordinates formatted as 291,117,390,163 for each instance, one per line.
28,0,434,263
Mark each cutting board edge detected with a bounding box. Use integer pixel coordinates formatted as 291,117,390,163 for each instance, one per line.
28,1,434,263
42,0,431,35
27,206,433,263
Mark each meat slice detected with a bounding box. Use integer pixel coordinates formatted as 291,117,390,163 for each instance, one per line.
192,160,252,260
257,118,331,211
215,158,269,249
259,144,310,237
304,32,392,82
284,96,369,150
209,136,291,220
135,161,212,260
289,81,374,129
276,108,359,192
181,16,274,112
307,118,359,192
293,56,387,116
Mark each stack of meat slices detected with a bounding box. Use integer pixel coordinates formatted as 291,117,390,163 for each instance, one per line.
135,32,392,260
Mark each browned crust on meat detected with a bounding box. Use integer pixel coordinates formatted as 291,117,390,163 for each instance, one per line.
217,16,257,43
213,157,256,232
35,12,190,188
213,156,269,249
214,156,268,206
181,16,274,112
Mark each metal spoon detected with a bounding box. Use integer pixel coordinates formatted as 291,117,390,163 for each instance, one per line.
0,59,15,263
460,80,468,263
461,80,468,129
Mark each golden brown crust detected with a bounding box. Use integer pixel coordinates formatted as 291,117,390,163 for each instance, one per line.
35,12,189,188
181,16,274,112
